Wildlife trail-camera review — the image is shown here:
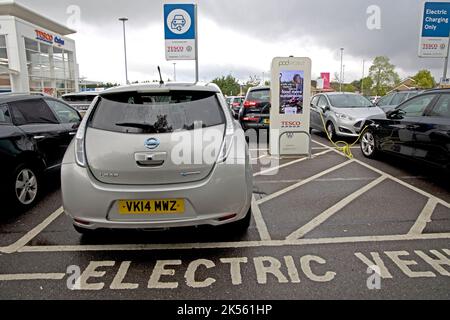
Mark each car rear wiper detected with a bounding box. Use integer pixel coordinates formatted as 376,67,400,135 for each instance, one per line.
115,122,158,132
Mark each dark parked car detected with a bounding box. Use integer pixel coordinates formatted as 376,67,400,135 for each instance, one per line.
228,96,245,119
239,86,271,131
0,94,81,209
376,90,422,113
361,89,450,170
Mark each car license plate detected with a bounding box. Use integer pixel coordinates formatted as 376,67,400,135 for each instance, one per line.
118,199,184,214
264,119,270,124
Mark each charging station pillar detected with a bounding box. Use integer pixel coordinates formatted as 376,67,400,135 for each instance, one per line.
269,57,312,157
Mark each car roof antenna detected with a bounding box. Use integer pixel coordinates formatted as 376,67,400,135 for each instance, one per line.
157,66,164,85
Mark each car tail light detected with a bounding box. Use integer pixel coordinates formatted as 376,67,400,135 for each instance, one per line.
232,102,240,107
243,100,257,108
75,97,99,167
243,117,259,122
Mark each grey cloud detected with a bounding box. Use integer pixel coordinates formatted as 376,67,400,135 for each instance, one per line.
19,0,448,81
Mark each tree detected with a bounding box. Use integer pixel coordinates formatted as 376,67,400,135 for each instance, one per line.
412,70,436,89
360,76,374,96
242,75,261,95
211,74,240,96
369,56,400,96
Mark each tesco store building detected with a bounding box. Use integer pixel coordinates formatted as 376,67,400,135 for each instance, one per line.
0,1,79,96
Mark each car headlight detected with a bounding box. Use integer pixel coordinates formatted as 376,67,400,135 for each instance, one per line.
335,113,354,121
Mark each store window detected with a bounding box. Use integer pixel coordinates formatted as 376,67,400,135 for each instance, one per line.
25,37,76,97
0,35,11,92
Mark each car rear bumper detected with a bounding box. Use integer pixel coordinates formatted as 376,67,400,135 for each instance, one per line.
61,161,252,230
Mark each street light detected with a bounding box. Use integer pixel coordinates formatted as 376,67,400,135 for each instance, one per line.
173,63,177,82
119,17,129,85
339,48,344,92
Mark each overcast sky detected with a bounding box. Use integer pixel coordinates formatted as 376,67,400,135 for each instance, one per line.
19,0,448,85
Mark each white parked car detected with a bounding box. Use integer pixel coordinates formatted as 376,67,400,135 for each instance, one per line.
61,83,253,235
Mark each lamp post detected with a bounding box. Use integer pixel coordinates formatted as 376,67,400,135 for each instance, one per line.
173,63,177,82
340,48,344,92
119,17,129,85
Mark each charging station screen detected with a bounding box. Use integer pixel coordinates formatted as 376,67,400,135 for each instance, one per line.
279,70,304,115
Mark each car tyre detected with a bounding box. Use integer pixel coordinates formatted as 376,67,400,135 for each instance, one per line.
361,129,379,159
326,121,336,141
10,163,40,210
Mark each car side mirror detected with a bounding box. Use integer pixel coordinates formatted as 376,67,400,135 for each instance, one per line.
387,109,404,119
321,105,330,112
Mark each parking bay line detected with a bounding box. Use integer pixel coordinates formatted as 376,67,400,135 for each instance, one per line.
0,207,64,254
0,273,65,281
16,232,450,253
253,149,332,177
256,160,354,205
408,198,439,236
285,175,388,241
251,195,271,241
312,139,450,210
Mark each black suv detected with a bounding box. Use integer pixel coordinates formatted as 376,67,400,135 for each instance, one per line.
0,94,81,209
239,86,271,131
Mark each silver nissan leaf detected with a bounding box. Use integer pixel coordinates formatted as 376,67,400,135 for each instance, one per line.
61,83,253,234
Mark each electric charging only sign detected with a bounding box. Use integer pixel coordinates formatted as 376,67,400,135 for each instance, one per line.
164,3,197,61
419,1,450,58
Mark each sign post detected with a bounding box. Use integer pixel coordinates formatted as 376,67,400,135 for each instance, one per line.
418,1,450,82
269,57,312,157
163,3,198,81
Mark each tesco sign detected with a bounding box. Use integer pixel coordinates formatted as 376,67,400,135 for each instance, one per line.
35,30,65,46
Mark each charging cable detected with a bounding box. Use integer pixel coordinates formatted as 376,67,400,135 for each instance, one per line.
319,112,369,159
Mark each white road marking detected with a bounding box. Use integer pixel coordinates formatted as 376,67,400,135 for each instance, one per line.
251,195,271,241
17,233,450,253
0,273,65,281
253,149,331,177
312,139,450,209
249,148,269,151
251,154,268,161
257,160,354,205
0,207,64,254
408,198,438,235
286,175,387,240
256,177,377,184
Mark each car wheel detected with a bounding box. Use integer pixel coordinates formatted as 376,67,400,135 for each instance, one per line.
326,122,336,140
361,130,378,158
11,164,40,210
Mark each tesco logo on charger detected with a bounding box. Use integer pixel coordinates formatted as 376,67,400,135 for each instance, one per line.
281,121,302,128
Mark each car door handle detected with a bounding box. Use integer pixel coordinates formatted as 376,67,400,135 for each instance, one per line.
406,125,420,130
33,135,46,140
69,131,77,136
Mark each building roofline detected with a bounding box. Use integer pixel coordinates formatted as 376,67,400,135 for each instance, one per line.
0,0,76,35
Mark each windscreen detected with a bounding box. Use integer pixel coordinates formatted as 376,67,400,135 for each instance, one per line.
62,95,97,102
247,89,270,102
328,95,373,108
89,90,225,134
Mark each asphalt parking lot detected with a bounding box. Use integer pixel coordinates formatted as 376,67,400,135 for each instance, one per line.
0,130,449,300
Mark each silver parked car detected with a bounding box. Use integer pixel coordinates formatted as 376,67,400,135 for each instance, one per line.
310,92,384,139
62,92,99,116
61,83,253,235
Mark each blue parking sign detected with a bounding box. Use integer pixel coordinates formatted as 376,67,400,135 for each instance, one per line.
164,4,196,40
421,2,450,38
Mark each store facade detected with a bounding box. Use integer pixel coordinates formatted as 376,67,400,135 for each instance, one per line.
0,1,79,96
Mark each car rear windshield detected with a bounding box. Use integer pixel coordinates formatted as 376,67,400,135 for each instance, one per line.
247,89,270,102
328,94,373,108
62,95,97,102
89,90,225,134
